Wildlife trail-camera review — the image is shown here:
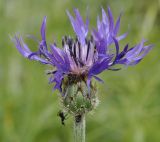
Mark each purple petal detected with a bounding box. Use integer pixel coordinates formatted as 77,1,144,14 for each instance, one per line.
50,44,65,64
88,57,112,76
48,44,70,71
92,7,127,57
133,44,153,60
114,14,121,35
117,32,128,41
74,9,84,28
13,36,30,57
93,75,104,83
116,40,153,66
97,39,108,54
97,16,101,32
51,71,64,92
40,16,48,51
87,57,112,89
125,40,145,59
102,8,109,27
112,37,119,60
86,42,95,66
67,9,89,45
12,35,50,64
92,29,100,41
117,44,129,59
107,7,114,32
41,16,47,41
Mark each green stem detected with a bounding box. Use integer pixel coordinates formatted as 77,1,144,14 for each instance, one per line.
74,114,85,142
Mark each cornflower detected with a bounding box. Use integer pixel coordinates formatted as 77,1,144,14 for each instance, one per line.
12,7,153,142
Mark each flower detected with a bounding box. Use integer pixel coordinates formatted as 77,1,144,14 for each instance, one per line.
12,7,153,95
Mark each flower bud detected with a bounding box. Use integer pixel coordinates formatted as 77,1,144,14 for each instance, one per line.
62,75,99,116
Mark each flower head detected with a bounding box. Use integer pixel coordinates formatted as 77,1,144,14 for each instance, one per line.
12,7,153,95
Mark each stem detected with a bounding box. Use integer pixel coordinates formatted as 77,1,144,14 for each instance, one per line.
74,114,86,142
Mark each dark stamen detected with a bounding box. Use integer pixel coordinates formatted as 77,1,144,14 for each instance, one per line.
69,48,79,66
75,36,78,42
64,35,67,42
73,44,77,58
78,41,81,59
108,68,121,71
85,38,88,44
94,45,97,53
62,37,65,47
78,59,84,66
90,35,94,42
68,38,73,51
86,41,90,60
46,70,57,75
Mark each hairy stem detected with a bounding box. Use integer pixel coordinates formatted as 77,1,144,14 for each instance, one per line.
74,114,86,142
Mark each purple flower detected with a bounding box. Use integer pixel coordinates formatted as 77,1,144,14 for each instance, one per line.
12,7,153,94
92,7,127,55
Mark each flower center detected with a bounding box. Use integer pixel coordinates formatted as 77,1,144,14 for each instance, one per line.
62,36,97,74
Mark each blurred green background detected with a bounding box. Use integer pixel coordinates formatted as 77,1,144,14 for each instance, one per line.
0,0,160,142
